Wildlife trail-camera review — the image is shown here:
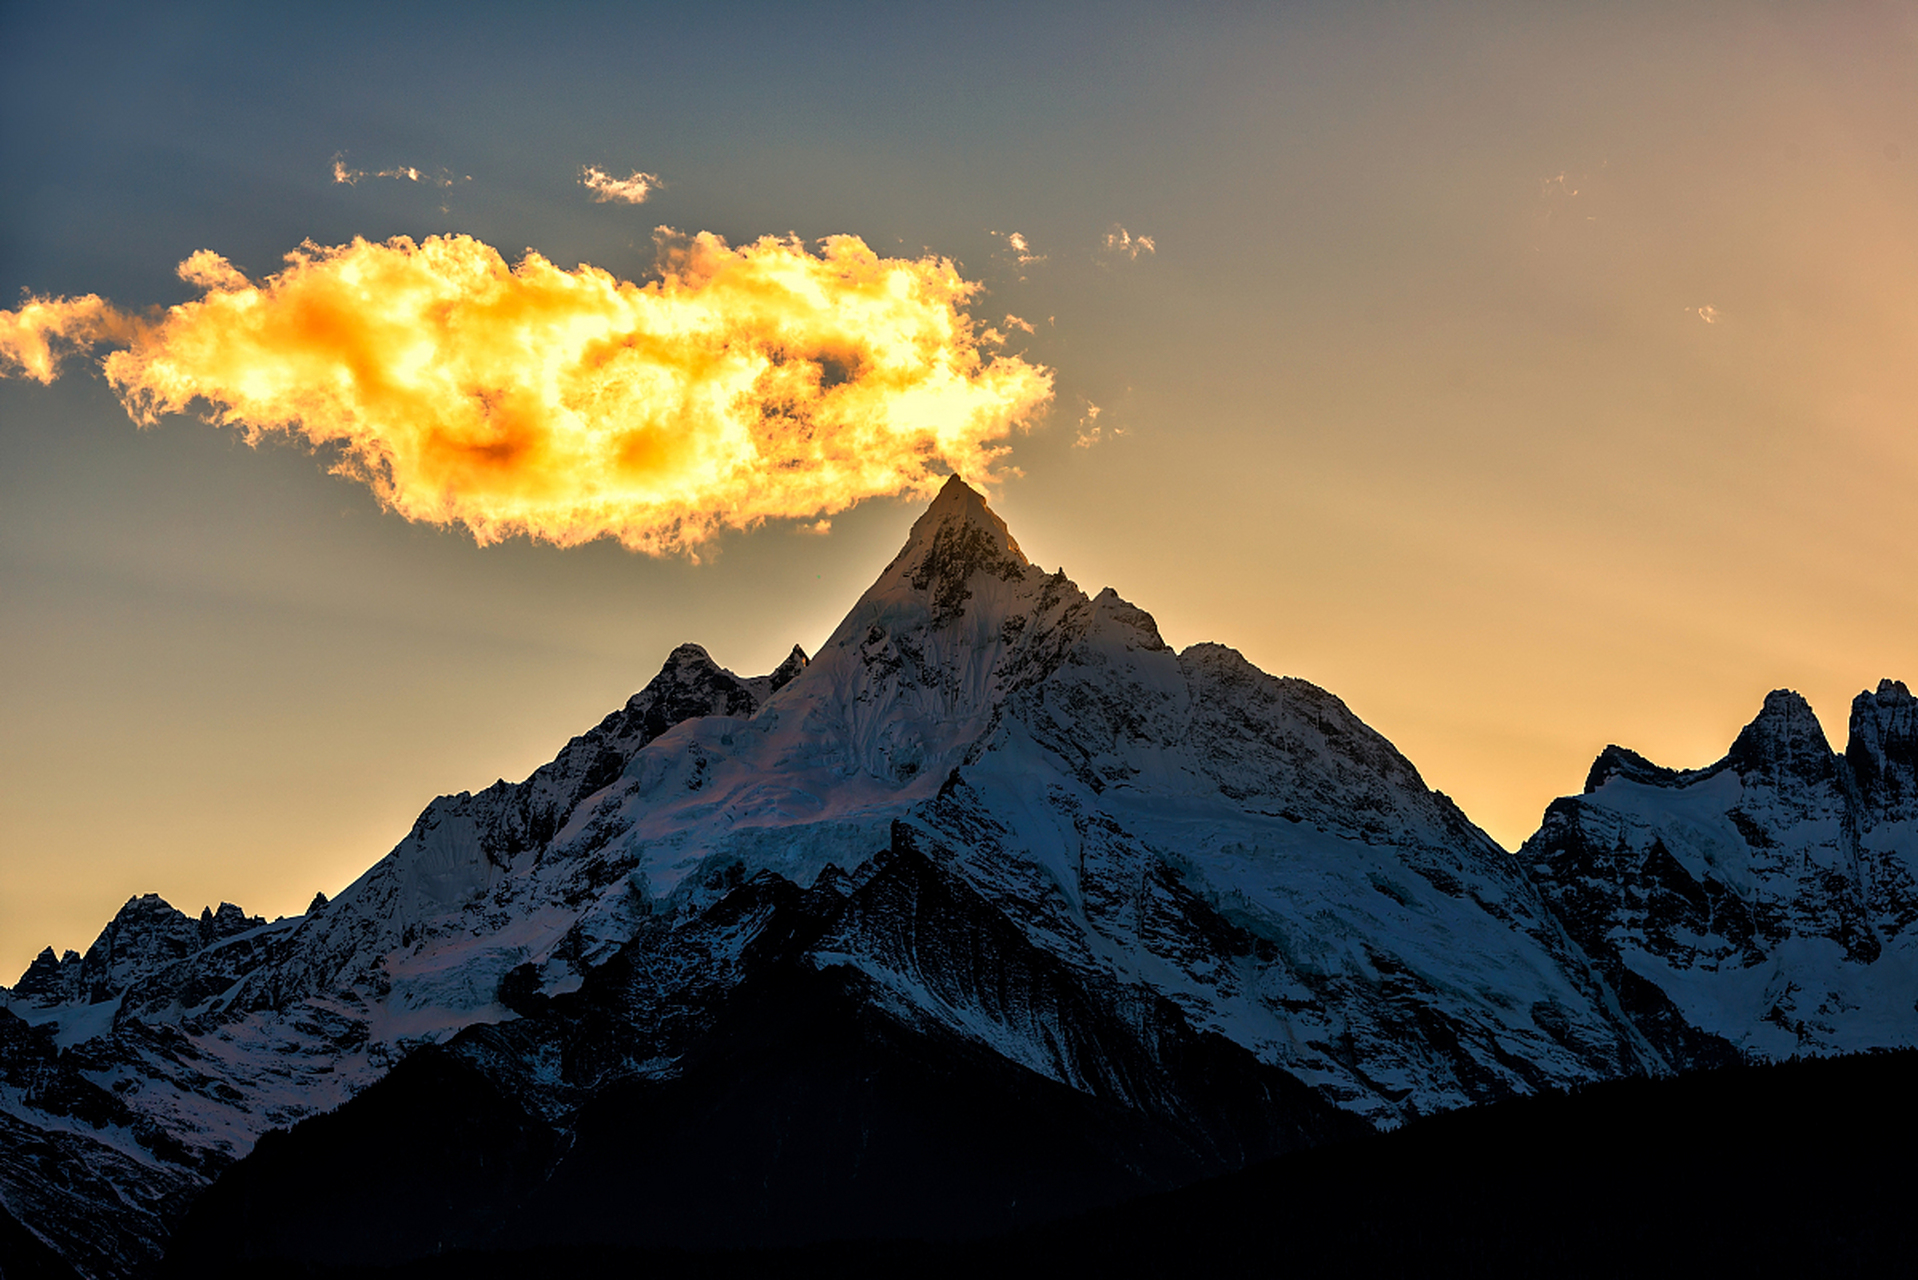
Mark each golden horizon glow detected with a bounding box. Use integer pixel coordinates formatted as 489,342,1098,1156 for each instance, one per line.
0,231,1053,555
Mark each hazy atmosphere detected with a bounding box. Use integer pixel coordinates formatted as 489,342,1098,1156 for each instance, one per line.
5,1,1917,979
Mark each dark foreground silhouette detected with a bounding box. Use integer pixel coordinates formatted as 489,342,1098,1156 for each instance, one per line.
138,1048,1918,1279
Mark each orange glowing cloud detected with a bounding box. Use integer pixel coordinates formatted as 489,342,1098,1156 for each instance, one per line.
0,232,1053,554
0,294,143,383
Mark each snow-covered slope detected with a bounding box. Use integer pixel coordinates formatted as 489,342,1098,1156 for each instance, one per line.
162,828,1371,1269
924,609,1656,1119
0,644,811,1277
1524,682,1918,1061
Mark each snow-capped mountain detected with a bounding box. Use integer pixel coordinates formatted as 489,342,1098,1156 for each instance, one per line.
1525,681,1918,1061
4,477,1914,1276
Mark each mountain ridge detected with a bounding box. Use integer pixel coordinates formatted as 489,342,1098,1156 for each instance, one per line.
4,478,1915,1277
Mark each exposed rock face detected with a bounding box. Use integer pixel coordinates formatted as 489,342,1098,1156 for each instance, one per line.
6,476,1916,1275
0,1007,202,1278
12,947,83,1009
74,897,235,1007
1525,682,1918,1060
1849,680,1918,940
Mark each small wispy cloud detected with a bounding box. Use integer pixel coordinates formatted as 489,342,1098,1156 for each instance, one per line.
1099,225,1156,261
1541,172,1580,198
1687,304,1721,325
1074,400,1124,449
331,153,465,188
1004,313,1035,334
989,230,1045,277
581,165,662,205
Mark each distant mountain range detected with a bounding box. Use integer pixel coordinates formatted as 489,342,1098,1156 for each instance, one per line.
5,478,1915,1277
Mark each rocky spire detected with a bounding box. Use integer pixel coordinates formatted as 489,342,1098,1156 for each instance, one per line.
1847,679,1918,822
767,644,810,693
1725,689,1845,793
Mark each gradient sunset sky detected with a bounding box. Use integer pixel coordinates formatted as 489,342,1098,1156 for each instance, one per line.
4,1,1917,979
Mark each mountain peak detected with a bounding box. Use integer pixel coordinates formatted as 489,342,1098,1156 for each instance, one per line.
766,476,1083,792
75,893,210,1005
930,470,989,506
12,945,82,1007
1848,678,1918,819
907,474,1022,552
1582,743,1687,793
1726,688,1840,786
877,477,1030,622
767,644,809,692
624,643,765,737
661,641,721,672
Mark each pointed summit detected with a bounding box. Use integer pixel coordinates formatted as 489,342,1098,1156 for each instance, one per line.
767,644,809,692
889,475,1028,597
924,472,1006,522
856,476,1035,631
12,945,81,1007
1726,689,1841,788
76,894,205,1004
762,477,1091,788
637,644,765,732
1848,678,1918,820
